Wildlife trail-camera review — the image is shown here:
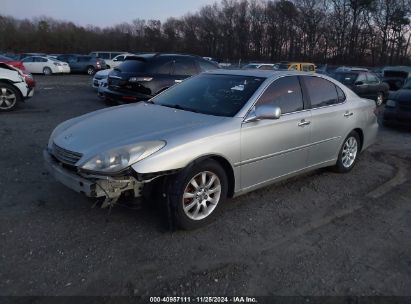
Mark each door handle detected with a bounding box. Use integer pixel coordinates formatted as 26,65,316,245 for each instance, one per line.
344,112,354,117
298,120,311,127
175,79,183,83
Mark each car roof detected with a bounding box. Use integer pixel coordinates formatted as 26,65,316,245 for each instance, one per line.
204,69,317,78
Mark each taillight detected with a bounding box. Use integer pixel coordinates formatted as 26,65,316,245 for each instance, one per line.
53,62,62,66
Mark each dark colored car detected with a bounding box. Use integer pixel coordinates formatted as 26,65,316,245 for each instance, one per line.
383,78,411,128
382,66,411,91
332,71,389,106
56,54,107,75
316,64,338,76
104,53,219,104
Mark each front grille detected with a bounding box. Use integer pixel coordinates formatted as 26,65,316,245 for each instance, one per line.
52,143,82,166
399,102,411,112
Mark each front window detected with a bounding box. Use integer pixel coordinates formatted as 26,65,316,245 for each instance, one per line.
151,74,265,117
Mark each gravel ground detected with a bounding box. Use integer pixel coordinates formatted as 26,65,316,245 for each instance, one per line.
0,75,410,296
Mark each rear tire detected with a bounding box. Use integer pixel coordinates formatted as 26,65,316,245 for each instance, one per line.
333,131,361,173
376,92,384,107
0,82,21,112
167,160,228,230
43,67,52,76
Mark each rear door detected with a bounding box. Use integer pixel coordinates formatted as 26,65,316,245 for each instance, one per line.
240,76,311,189
301,76,353,166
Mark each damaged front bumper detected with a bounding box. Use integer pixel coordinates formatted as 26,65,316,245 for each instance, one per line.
43,150,144,206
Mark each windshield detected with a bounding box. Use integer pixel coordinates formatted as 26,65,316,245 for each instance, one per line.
151,74,265,117
333,72,359,85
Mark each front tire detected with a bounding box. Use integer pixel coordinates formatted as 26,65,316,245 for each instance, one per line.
86,66,96,75
168,160,228,230
43,67,52,76
333,131,360,173
0,83,21,112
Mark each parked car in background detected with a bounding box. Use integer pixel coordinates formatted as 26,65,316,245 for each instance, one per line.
382,66,411,91
332,70,389,106
17,53,47,60
22,56,70,75
0,55,26,71
89,51,126,69
277,62,316,72
111,53,135,68
104,53,219,104
44,70,378,229
92,68,112,89
56,54,107,75
383,78,411,128
0,63,34,111
242,63,278,70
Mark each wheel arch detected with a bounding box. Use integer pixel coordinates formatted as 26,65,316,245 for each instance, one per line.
352,128,364,151
0,80,23,100
185,154,236,198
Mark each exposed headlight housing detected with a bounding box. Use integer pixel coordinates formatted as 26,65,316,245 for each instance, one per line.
386,99,396,107
80,141,166,173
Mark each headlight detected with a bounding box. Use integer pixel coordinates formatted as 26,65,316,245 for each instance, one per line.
80,141,166,173
386,100,396,107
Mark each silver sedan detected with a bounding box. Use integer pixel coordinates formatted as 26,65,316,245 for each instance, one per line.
44,70,378,229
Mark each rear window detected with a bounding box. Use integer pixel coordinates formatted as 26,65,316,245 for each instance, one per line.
117,59,147,72
303,76,341,108
333,72,359,85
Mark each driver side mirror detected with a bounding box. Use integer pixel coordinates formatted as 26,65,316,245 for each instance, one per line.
355,81,364,86
245,104,281,123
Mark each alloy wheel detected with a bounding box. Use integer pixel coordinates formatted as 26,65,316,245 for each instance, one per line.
182,171,222,221
341,137,358,168
0,87,17,110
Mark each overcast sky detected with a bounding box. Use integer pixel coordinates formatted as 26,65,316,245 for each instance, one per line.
1,0,217,27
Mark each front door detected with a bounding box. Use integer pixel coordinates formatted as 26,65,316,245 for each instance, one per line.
240,76,311,190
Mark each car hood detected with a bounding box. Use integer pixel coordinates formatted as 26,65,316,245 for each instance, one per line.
53,103,227,157
389,89,411,103
96,69,112,77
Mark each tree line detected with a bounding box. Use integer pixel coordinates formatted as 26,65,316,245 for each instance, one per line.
0,0,410,66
